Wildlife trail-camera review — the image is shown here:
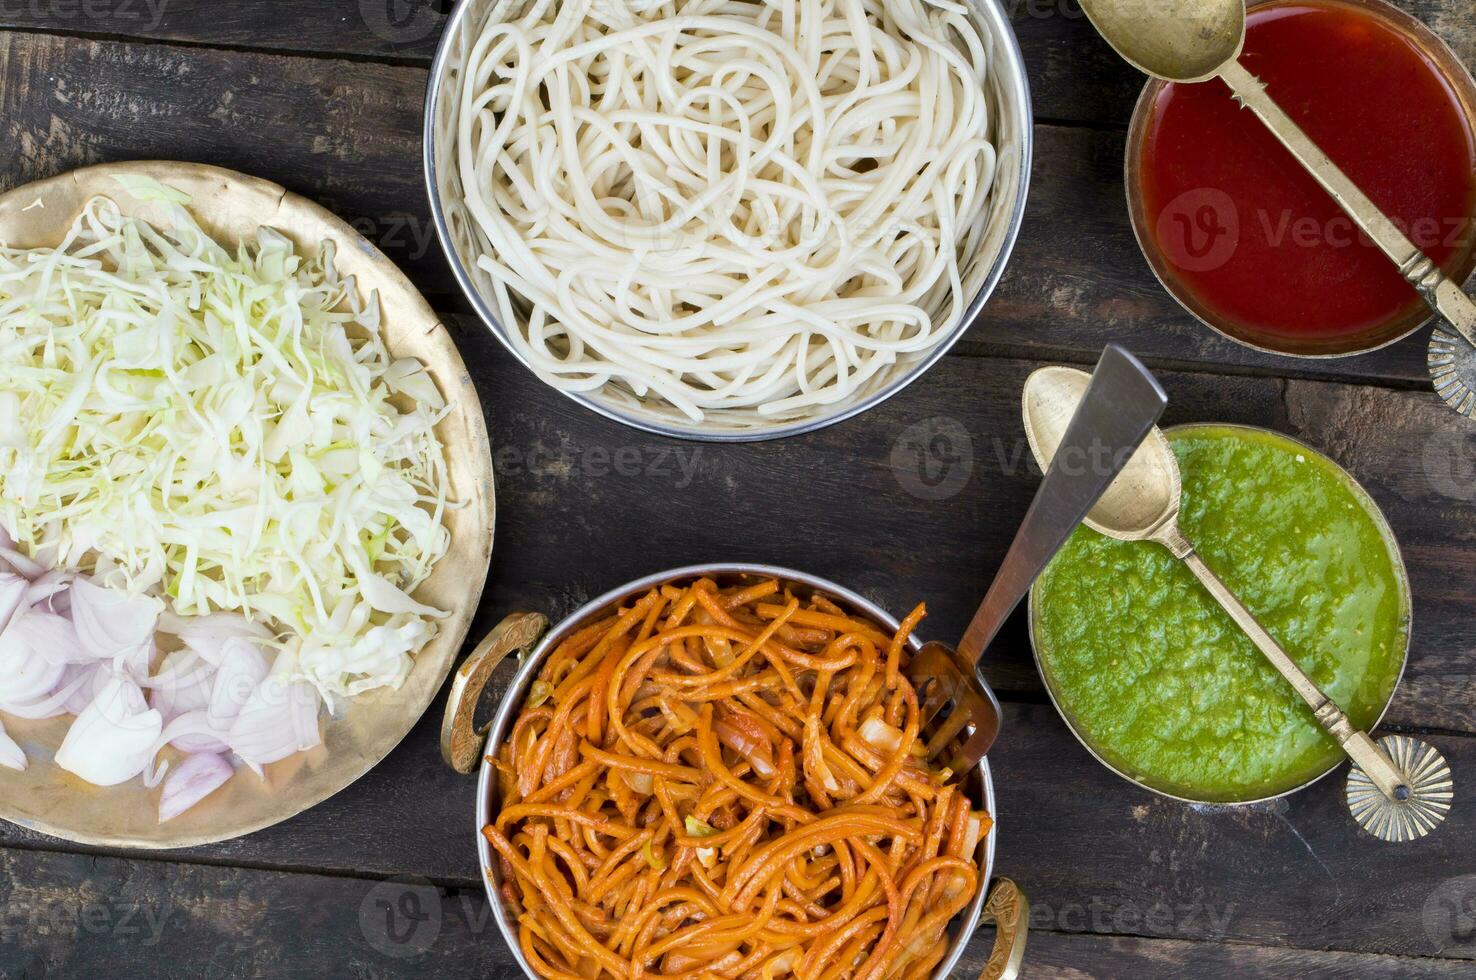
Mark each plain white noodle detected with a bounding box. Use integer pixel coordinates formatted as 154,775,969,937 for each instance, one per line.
453,0,999,425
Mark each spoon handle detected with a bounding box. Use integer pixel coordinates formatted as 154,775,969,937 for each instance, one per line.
1218,59,1476,348
1154,523,1408,800
957,345,1166,666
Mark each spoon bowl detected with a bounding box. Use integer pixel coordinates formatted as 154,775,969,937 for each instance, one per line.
1079,0,1245,82
1021,366,1180,540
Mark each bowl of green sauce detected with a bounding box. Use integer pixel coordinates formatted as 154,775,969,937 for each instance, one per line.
1028,424,1411,804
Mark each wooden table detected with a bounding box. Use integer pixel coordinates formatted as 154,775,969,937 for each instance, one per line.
2,2,1475,977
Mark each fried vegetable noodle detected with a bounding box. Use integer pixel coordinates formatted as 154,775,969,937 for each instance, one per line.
454,0,999,424
486,577,992,980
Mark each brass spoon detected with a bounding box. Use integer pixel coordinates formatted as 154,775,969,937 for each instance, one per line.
1078,0,1476,416
1023,366,1453,842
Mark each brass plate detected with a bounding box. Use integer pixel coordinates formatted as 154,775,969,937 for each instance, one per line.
0,161,496,848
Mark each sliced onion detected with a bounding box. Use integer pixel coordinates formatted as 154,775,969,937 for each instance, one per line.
0,614,68,703
0,546,43,580
69,577,161,668
11,609,90,666
859,716,905,755
161,611,273,666
54,674,164,786
0,718,25,771
159,753,234,822
228,662,321,767
0,670,92,719
146,651,216,720
624,771,654,794
0,574,27,634
207,640,269,727
23,569,73,613
61,663,105,716
714,712,777,778
155,709,231,755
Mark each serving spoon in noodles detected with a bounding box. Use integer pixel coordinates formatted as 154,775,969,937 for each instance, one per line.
911,344,1167,776
1023,365,1453,842
1078,0,1476,416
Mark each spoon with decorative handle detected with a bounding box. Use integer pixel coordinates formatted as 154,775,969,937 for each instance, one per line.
1078,0,1476,416
1023,365,1453,841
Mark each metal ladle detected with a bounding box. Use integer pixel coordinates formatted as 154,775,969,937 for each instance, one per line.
1078,0,1476,416
1023,366,1453,841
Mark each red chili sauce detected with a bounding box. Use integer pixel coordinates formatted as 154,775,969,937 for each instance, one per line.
1137,0,1476,347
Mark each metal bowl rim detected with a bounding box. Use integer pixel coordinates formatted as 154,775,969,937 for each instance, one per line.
1024,421,1413,806
474,562,997,980
424,0,1033,442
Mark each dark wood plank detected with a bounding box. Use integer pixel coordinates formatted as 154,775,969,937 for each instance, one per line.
0,0,1469,129
1,29,1468,390
2,847,1474,979
1,707,1473,972
966,929,1476,979
0,847,522,979
995,703,1476,961
0,30,439,289
1009,0,1476,126
0,348,1473,960
0,0,453,60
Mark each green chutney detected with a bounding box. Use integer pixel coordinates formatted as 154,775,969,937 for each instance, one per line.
1032,425,1409,802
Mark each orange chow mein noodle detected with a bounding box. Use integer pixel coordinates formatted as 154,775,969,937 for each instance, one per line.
484,576,993,980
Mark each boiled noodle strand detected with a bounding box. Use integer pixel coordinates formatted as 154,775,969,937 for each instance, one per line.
453,0,997,425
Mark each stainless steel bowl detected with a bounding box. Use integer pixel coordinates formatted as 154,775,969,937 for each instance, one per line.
445,564,1027,979
424,1,1033,441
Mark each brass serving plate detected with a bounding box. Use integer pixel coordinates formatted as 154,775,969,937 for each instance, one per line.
1026,423,1412,805
0,161,496,848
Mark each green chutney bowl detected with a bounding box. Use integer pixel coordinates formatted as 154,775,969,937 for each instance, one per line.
1026,422,1412,805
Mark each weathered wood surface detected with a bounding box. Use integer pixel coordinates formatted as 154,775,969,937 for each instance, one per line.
6,700,1475,962
2,844,1474,977
0,28,1460,389
0,0,1470,125
2,3,1476,976
0,347,1472,964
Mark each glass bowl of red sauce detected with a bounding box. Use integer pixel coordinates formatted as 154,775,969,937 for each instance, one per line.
1127,0,1476,357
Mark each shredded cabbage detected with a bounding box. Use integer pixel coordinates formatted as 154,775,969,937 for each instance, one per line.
0,185,452,704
